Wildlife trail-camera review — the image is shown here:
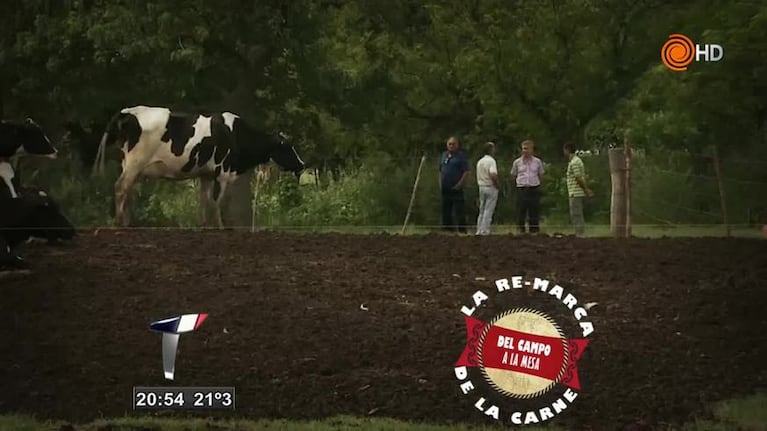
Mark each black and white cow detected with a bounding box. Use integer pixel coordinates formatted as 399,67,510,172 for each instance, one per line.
0,192,75,270
95,106,306,227
0,118,58,159
0,160,76,245
1,118,58,197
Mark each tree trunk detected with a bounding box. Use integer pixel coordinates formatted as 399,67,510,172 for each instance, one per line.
624,136,632,238
216,79,257,228
711,145,730,237
222,171,254,228
0,76,4,118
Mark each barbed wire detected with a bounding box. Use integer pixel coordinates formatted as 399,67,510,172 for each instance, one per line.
642,168,767,186
10,146,764,233
2,223,763,231
632,197,721,219
631,207,677,226
302,148,767,164
634,148,767,166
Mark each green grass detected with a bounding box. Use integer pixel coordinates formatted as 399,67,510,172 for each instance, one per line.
1,394,765,431
0,414,551,431
681,394,767,431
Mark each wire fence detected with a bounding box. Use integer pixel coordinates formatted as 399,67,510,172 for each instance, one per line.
8,146,767,238
255,147,766,235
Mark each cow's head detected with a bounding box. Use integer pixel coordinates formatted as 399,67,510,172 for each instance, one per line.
269,132,305,179
21,189,75,241
15,118,58,158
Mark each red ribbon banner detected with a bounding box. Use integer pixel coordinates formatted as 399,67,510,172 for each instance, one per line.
455,315,590,390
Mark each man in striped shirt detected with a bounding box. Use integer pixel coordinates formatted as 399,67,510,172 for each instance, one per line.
564,142,594,237
510,140,544,234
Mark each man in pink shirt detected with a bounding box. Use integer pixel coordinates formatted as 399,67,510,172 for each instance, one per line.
509,140,545,234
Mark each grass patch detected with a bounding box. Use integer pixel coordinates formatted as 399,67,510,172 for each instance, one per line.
1,394,764,430
0,414,55,431
251,223,764,239
682,393,767,431
0,414,550,431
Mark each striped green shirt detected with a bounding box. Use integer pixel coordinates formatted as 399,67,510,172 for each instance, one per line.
566,155,586,197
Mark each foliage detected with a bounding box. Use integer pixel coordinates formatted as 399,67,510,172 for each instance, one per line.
1,0,765,229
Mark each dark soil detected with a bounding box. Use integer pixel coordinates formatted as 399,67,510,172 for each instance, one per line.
1,230,765,430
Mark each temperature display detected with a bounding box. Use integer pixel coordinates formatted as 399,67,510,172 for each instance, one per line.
133,386,235,410
194,390,233,407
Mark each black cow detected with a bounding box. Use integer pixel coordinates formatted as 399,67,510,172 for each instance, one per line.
1,160,75,245
0,118,58,159
94,106,306,227
0,192,75,270
17,186,76,244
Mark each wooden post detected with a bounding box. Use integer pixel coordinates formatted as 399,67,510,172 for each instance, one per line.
624,135,632,238
609,148,627,238
711,145,730,237
401,154,427,234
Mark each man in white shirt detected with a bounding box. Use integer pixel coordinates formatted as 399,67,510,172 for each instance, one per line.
475,142,500,236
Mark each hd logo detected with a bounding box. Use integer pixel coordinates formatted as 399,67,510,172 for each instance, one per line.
661,33,723,72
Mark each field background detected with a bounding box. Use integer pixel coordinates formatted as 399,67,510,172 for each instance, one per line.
10,147,767,238
2,1,767,430
2,0,766,235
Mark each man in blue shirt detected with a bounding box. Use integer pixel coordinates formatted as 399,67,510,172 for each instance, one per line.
439,136,470,233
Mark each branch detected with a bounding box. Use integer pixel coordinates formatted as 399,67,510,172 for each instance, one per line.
402,100,453,122
580,1,670,126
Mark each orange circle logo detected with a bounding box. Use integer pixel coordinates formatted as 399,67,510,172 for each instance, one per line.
661,34,695,71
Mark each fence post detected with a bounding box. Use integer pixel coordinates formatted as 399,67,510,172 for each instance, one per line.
711,145,731,237
250,172,262,233
609,147,627,238
402,154,427,234
624,135,632,238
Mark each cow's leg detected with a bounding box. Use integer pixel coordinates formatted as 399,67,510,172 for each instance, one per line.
0,239,14,269
114,172,137,227
11,249,28,269
2,241,29,270
212,179,230,229
198,178,214,227
114,160,143,227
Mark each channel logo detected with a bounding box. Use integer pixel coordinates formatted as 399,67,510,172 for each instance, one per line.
661,33,723,72
150,313,208,380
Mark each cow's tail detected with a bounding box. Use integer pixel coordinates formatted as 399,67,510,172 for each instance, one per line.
92,111,122,177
